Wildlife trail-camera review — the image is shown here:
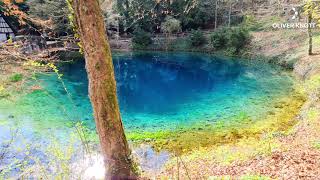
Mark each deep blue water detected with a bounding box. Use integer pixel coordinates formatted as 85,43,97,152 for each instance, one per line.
0,52,294,133
62,53,242,114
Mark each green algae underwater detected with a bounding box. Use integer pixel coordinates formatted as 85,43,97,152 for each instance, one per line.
0,52,305,156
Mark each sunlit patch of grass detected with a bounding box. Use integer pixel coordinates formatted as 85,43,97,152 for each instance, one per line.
305,74,320,92
312,141,320,149
307,108,320,122
245,14,284,32
183,134,281,166
0,84,10,98
208,176,232,180
212,137,280,165
239,174,272,180
0,84,4,92
313,34,320,46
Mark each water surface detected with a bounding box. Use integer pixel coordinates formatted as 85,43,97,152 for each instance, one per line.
0,52,294,136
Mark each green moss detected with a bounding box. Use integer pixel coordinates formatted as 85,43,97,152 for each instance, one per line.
305,74,320,92
94,62,101,70
9,73,23,82
127,131,171,141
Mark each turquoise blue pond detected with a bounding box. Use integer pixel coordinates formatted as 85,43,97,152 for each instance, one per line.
0,52,294,138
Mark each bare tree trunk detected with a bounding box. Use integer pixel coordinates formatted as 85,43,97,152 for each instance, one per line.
308,11,313,55
71,0,136,178
240,0,244,13
228,2,232,27
215,0,218,29
277,0,283,16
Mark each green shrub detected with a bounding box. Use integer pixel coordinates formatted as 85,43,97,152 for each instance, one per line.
9,73,23,82
210,27,250,54
242,14,261,31
227,27,250,52
161,16,181,34
132,27,152,49
225,47,237,56
189,30,206,47
210,28,228,49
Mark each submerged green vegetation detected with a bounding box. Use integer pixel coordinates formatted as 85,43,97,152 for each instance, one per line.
128,91,305,155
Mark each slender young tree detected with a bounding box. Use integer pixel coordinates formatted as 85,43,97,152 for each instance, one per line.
304,0,320,55
69,0,136,178
308,9,313,55
215,0,218,29
228,1,232,27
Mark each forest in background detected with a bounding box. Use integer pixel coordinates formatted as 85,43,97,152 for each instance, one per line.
1,0,311,55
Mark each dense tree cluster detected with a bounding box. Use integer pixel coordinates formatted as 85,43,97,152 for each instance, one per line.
115,0,238,33
2,0,308,53
161,16,181,34
0,0,28,27
26,0,72,36
1,0,279,37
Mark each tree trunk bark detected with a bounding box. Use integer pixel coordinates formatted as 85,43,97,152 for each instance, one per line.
71,0,136,178
215,0,218,29
308,11,313,55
